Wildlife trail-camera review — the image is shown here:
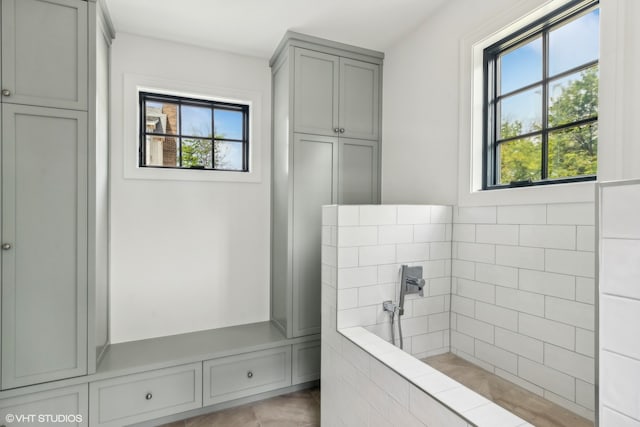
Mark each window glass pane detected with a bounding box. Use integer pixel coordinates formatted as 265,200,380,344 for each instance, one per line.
145,101,179,135
182,138,213,168
548,122,597,179
215,141,244,170
144,136,178,167
549,65,598,127
214,109,244,140
499,86,542,139
499,37,542,95
549,9,599,76
498,136,542,184
182,105,212,137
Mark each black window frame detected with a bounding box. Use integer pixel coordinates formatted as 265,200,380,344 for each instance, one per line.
139,91,250,172
483,0,599,190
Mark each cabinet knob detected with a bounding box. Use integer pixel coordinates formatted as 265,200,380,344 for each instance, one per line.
1,89,10,97
2,243,11,250
145,392,153,400
333,128,340,133
339,128,345,133
247,370,253,379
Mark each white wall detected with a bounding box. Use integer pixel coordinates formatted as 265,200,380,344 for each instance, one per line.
382,0,640,197
382,0,549,205
110,33,271,343
321,205,528,427
599,181,640,427
330,205,452,358
450,203,596,420
598,0,640,181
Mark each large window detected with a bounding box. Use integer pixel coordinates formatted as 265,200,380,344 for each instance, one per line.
139,92,249,172
483,0,599,189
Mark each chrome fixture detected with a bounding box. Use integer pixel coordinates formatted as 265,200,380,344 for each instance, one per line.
382,300,401,346
383,265,426,350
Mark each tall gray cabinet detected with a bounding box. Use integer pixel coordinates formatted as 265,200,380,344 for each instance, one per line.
0,0,112,390
270,32,383,338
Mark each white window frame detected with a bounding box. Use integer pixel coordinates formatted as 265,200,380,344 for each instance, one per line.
123,73,263,183
458,0,597,206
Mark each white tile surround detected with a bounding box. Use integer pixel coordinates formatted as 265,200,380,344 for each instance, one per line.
321,205,531,427
450,202,597,420
599,181,640,427
332,205,452,358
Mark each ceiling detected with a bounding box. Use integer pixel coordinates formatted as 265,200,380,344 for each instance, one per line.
103,0,448,59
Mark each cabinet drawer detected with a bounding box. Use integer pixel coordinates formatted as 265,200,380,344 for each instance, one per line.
0,384,88,427
203,346,292,405
292,340,320,385
89,363,202,427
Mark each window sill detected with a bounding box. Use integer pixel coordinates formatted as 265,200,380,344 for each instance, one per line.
459,179,596,207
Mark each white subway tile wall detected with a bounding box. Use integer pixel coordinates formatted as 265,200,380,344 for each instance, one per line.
334,205,453,359
450,202,596,421
599,182,640,427
321,205,482,427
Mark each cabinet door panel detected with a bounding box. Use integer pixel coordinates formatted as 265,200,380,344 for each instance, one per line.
1,0,88,110
339,138,379,205
0,384,88,426
293,48,339,137
339,58,380,140
292,134,337,337
2,105,88,389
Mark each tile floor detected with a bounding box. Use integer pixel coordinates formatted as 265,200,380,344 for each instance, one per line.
160,388,320,427
423,353,594,427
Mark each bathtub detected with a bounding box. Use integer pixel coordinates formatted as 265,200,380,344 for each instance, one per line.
321,204,534,426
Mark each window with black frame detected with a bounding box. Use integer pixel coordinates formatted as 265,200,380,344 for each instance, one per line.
483,0,599,189
139,92,249,171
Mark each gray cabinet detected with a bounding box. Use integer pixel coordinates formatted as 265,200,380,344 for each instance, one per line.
293,48,380,141
203,346,292,405
339,138,379,205
1,105,88,389
292,134,338,337
0,0,113,391
270,32,383,338
292,341,321,385
339,58,380,141
0,384,88,427
1,0,88,110
89,363,202,427
293,49,338,137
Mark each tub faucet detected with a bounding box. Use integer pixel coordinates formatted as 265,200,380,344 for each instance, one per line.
399,265,425,316
405,275,425,296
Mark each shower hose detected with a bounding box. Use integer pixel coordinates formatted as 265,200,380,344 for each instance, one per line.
389,306,404,350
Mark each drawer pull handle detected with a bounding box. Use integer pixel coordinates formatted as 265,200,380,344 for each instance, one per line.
2,89,10,97
145,392,153,400
247,370,254,379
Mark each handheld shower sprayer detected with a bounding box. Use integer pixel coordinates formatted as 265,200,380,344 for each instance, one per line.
383,264,426,349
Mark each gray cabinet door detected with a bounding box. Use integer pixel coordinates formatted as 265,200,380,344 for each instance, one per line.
89,363,202,427
292,134,338,337
1,104,88,389
1,0,88,110
339,58,380,141
0,384,88,426
339,138,379,205
203,346,291,405
293,48,339,137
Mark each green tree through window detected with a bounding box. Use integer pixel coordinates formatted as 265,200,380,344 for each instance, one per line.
500,67,598,183
484,1,599,188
